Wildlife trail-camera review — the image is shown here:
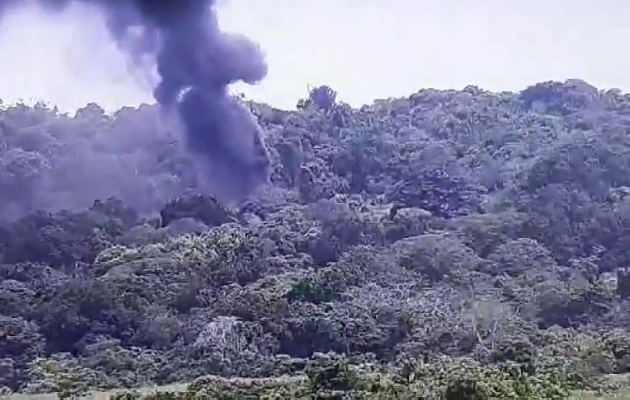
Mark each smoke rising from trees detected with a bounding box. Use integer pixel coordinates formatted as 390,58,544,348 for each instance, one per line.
0,0,271,211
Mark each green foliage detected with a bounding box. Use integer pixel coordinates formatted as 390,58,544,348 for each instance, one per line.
2,80,630,398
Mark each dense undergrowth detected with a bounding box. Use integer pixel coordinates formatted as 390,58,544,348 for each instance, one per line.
3,80,630,398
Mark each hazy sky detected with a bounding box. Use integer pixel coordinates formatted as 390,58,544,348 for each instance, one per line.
0,0,627,113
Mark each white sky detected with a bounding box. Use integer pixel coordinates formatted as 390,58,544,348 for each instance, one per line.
0,0,627,113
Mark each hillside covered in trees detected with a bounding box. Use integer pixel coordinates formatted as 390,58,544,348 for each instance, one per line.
2,79,630,398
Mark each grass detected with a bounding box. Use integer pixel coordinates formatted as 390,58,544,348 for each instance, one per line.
571,374,630,400
572,390,630,399
6,373,630,399
8,386,630,400
3,383,189,400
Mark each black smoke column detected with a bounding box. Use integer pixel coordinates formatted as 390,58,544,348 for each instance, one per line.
133,0,271,203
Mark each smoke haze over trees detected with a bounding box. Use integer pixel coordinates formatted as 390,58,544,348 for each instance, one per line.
0,0,271,210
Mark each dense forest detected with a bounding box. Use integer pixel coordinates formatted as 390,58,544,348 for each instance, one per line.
2,80,630,398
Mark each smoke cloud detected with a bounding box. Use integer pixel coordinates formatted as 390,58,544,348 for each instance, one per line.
0,0,271,205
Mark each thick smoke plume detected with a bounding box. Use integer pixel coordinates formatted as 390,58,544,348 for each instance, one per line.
0,0,271,205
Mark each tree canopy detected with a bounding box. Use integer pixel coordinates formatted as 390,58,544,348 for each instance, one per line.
1,81,630,398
